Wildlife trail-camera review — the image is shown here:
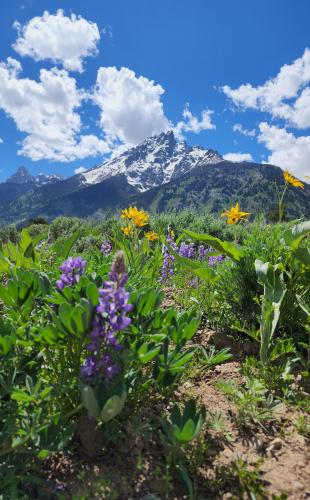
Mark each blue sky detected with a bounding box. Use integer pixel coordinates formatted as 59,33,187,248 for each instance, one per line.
0,0,309,181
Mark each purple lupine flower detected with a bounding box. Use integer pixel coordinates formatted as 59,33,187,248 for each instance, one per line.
179,242,189,258
208,255,224,266
101,241,112,256
160,245,175,283
198,245,208,261
179,242,196,259
189,277,198,288
80,251,132,383
188,243,196,259
80,356,97,378
160,230,178,283
56,256,87,290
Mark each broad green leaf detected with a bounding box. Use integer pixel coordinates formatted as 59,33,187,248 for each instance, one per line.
137,344,161,363
169,350,195,373
167,245,217,283
183,230,244,261
53,229,81,259
20,229,32,253
255,259,286,365
59,303,74,333
100,393,126,422
293,248,310,267
282,221,310,249
175,419,195,442
86,283,99,306
296,294,310,316
11,388,33,403
40,325,59,345
81,385,100,419
0,335,15,355
0,252,10,272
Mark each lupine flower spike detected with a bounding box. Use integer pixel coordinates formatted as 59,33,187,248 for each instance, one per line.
80,251,132,382
56,256,87,290
160,229,178,283
101,241,112,256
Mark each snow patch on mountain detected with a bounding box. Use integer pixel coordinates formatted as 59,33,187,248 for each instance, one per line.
81,131,222,192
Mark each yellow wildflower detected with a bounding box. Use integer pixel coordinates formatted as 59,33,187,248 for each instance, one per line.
121,206,140,220
145,231,158,242
283,170,304,189
221,202,250,224
132,210,149,228
121,225,132,236
121,206,149,227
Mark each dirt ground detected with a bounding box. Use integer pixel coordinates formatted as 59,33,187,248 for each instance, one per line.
42,324,309,500
39,282,310,500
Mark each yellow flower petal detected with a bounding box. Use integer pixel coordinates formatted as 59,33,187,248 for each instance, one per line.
283,170,304,189
145,231,158,241
221,202,250,224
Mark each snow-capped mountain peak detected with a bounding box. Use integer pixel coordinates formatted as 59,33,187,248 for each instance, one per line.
5,167,63,187
81,131,222,191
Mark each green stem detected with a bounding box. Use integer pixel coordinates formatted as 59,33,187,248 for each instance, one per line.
278,184,287,223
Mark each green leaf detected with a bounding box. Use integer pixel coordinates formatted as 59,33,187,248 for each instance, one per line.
100,392,126,423
40,325,59,345
255,259,286,365
293,248,310,267
81,385,100,418
0,252,10,272
282,221,310,249
86,283,99,306
183,230,244,261
169,350,195,373
53,229,81,259
0,335,15,355
175,419,195,442
20,229,32,253
137,344,161,364
167,244,217,283
296,294,310,316
11,388,33,403
59,303,74,333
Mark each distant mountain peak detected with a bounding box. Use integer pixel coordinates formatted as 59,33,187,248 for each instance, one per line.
5,167,63,187
81,131,223,191
6,166,33,184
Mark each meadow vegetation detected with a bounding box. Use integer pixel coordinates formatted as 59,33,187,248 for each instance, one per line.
0,170,309,499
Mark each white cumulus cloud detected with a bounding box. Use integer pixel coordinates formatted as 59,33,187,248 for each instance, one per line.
232,123,256,137
93,66,171,147
222,48,310,129
174,103,215,139
258,122,310,180
13,10,100,72
0,138,3,144
0,58,110,162
223,152,254,162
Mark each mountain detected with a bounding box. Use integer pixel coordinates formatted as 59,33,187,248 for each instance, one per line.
0,132,309,226
81,131,223,191
0,167,64,205
6,166,63,187
134,161,310,218
6,166,35,185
